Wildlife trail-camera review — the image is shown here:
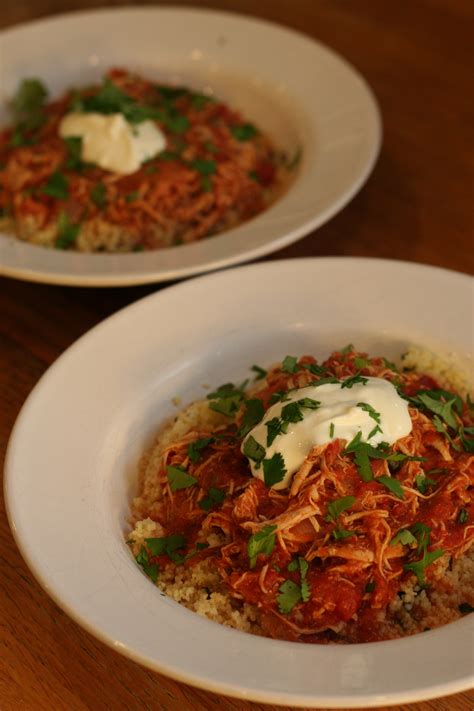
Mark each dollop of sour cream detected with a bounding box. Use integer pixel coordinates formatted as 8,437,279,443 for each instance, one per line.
59,112,166,175
242,377,412,490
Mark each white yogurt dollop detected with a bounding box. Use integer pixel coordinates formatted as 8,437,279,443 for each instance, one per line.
59,112,166,175
242,377,412,490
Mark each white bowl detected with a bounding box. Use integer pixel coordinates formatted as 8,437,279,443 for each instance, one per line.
5,258,473,707
0,7,381,286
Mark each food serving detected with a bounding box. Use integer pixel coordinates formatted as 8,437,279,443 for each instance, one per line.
129,345,474,644
0,69,293,252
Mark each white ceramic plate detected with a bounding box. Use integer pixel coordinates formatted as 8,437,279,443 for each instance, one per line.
5,258,473,707
0,7,381,287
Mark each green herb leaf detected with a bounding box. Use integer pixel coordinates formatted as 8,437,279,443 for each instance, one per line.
302,363,329,376
382,357,398,372
287,559,298,572
299,558,310,602
282,355,298,373
268,390,292,405
391,529,417,547
432,416,461,452
190,158,216,176
42,171,69,200
411,390,462,429
354,356,370,369
340,344,354,355
333,528,356,540
297,398,320,410
55,212,80,249
262,452,287,487
415,474,437,494
277,580,302,614
63,136,83,170
365,581,376,592
248,524,277,568
230,123,258,141
207,381,247,417
199,487,226,511
404,549,444,586
329,422,335,438
145,533,187,559
377,475,404,499
166,465,198,491
251,364,267,380
135,546,159,582
243,435,266,468
341,373,369,389
281,401,304,423
90,182,107,208
187,437,214,463
266,417,288,447
411,522,431,555
191,93,214,110
12,78,48,131
357,402,381,424
326,495,356,521
238,398,265,437
458,508,468,524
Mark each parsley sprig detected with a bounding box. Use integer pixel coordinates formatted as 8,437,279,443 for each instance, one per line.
247,525,277,568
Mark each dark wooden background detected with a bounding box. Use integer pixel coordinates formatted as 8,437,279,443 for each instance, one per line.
1,1,473,710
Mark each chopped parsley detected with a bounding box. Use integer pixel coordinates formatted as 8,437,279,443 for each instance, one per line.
64,136,83,170
11,78,48,132
403,522,444,585
135,546,159,582
391,529,417,547
333,528,356,540
207,381,247,416
282,355,299,373
458,508,468,524
280,401,304,423
243,435,265,468
238,398,265,437
269,390,292,405
302,362,329,377
266,417,288,446
262,452,287,487
251,364,267,380
344,433,426,482
325,495,356,521
410,389,461,430
365,581,376,593
247,525,277,568
187,437,215,463
415,474,437,494
341,373,369,389
354,356,370,369
42,171,69,200
55,212,80,249
199,487,226,511
377,475,404,499
90,182,107,208
145,533,187,563
189,158,216,176
166,464,197,491
277,580,302,614
230,123,258,141
357,402,382,438
329,422,335,438
125,191,139,203
340,343,354,355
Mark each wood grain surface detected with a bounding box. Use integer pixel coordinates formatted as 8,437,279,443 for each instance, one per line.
1,1,473,710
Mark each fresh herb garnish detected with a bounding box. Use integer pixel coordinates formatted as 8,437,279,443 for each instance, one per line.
145,533,187,563
377,475,404,499
247,525,277,568
189,158,216,176
329,422,335,438
391,529,417,547
11,78,48,132
340,344,354,355
268,390,292,405
251,364,267,380
365,581,376,593
243,435,265,468
415,474,437,494
207,381,247,416
191,93,214,110
42,171,69,200
302,362,329,377
382,357,398,372
404,549,444,586
187,437,215,463
410,389,462,430
199,487,225,511
280,401,304,423
341,373,369,389
333,528,356,540
458,508,468,524
282,355,298,374
266,417,288,447
262,452,287,487
90,182,107,208
166,465,198,491
55,212,80,249
135,546,159,582
277,580,302,614
325,495,356,521
64,136,83,170
230,123,258,141
344,433,426,482
238,398,265,437
354,356,370,369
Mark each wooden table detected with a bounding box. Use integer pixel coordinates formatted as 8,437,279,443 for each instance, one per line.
1,1,473,709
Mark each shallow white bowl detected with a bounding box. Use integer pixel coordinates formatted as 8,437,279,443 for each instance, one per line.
5,258,473,707
0,7,381,286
